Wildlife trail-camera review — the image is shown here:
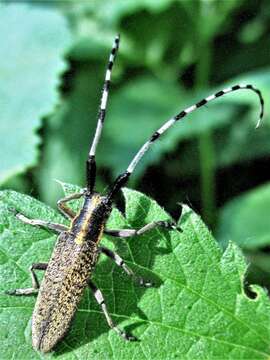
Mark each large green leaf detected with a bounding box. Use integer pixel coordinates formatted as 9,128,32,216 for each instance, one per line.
0,3,71,185
217,182,270,250
1,184,270,358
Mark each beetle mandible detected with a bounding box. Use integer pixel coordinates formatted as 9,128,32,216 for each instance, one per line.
6,35,264,352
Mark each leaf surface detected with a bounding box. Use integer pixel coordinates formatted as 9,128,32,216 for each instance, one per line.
0,185,270,359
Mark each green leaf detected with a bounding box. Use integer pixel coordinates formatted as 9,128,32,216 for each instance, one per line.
217,182,270,250
0,3,71,185
1,184,270,358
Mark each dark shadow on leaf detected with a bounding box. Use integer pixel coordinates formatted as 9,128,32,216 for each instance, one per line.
124,320,146,335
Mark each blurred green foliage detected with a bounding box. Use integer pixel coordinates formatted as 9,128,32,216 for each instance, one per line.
0,3,70,185
218,182,270,251
1,0,270,292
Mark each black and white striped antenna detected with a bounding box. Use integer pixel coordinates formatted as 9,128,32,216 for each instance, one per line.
86,35,120,194
107,84,264,200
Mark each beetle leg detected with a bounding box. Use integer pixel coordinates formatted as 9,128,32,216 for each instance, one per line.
14,211,68,233
5,263,48,296
104,220,179,238
88,279,137,341
57,192,84,219
99,247,152,287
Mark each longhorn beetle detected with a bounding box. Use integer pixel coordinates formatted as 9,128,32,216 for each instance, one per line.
6,35,264,353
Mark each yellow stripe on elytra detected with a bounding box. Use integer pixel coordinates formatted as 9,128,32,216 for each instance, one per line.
74,196,101,245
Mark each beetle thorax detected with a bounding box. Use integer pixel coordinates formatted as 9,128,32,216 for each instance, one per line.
70,193,111,245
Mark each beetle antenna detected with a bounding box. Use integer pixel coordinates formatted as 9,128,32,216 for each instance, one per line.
107,84,264,200
86,34,120,194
